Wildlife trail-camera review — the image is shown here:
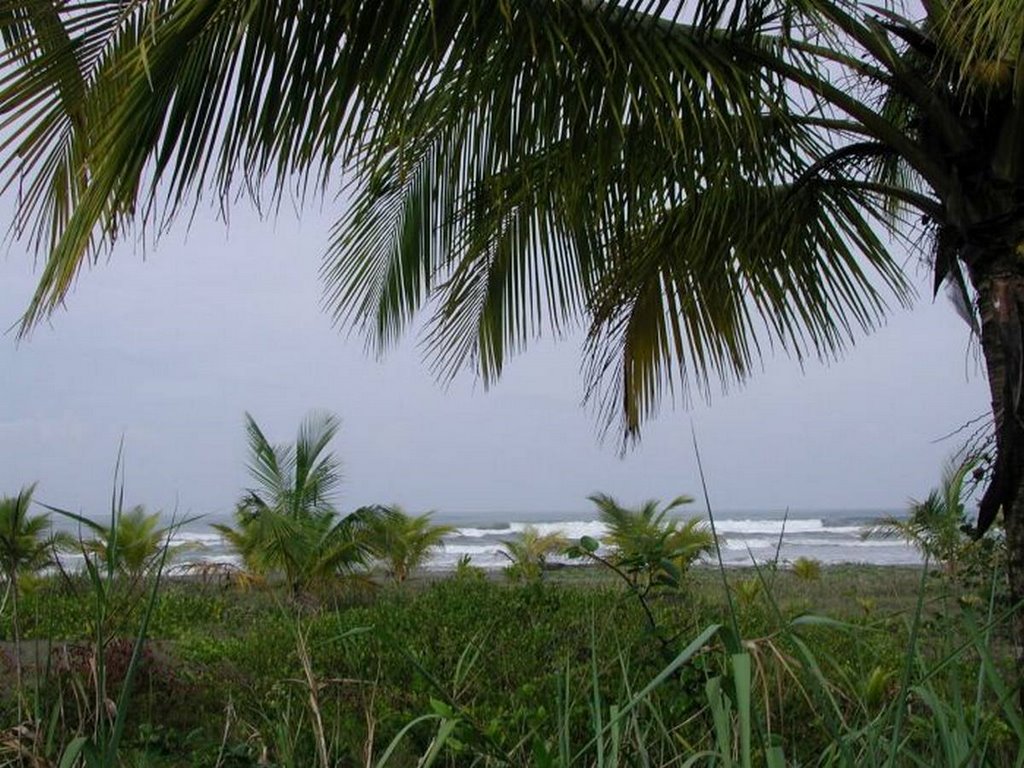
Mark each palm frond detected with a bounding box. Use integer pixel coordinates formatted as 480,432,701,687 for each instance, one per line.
243,412,292,509
0,0,971,442
293,410,343,516
0,483,58,578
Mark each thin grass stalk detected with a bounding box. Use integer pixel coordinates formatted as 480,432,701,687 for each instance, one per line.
213,697,236,768
886,555,933,767
103,513,179,764
690,426,741,650
973,561,1001,748
295,625,330,768
374,713,444,767
11,566,23,727
693,431,802,763
571,623,722,763
360,660,380,768
559,659,572,766
590,617,605,768
394,637,509,762
613,647,654,768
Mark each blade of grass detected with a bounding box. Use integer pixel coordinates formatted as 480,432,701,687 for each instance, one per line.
691,425,741,652
886,554,932,768
103,512,180,763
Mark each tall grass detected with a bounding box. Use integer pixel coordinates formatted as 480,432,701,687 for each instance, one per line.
3,453,187,767
363,439,1024,766
1,457,1021,765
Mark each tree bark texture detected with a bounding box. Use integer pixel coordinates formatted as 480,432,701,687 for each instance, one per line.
974,265,1024,699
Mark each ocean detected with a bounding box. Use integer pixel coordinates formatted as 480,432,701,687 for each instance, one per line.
159,507,920,572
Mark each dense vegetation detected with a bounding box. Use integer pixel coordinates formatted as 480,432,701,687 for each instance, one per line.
0,425,1016,766
0,560,1019,766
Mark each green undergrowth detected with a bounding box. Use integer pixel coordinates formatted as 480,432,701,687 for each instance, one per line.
0,565,1019,766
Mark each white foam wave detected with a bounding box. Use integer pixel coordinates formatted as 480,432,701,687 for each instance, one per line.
169,532,226,547
443,543,506,556
454,518,872,541
721,537,912,551
456,520,609,540
455,527,513,538
713,519,866,535
509,521,607,539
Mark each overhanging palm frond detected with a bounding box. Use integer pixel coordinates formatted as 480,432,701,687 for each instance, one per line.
1,0,1003,445
325,4,804,387
583,167,910,437
321,2,925,439
926,0,1024,96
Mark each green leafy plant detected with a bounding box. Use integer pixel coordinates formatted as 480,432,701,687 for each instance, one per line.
452,554,485,582
565,494,712,656
38,454,184,768
363,505,455,584
587,492,714,591
500,526,567,583
213,412,373,595
0,484,64,714
864,457,983,579
82,505,187,582
791,557,823,582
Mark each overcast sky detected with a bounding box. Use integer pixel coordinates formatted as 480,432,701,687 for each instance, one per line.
0,197,989,521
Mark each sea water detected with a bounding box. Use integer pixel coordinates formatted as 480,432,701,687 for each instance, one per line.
160,507,920,572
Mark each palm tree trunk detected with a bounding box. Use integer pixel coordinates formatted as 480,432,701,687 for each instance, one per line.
973,264,1024,704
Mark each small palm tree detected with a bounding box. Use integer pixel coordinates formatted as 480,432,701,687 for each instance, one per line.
238,410,343,521
864,457,979,577
213,411,372,594
589,493,714,590
0,485,62,702
790,557,823,582
85,505,174,582
500,526,568,583
364,505,455,584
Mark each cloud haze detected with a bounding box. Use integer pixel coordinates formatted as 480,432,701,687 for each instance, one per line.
0,200,988,520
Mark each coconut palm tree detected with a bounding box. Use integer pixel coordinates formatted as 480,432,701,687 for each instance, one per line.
213,411,373,593
3,0,1024,674
865,456,980,577
0,484,62,702
363,505,456,584
589,492,714,590
500,526,568,582
84,505,180,582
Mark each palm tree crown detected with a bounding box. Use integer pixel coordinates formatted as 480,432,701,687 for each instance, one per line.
500,525,568,582
363,505,456,584
214,411,371,593
84,505,175,581
865,456,980,575
0,484,57,582
239,410,343,521
589,492,713,588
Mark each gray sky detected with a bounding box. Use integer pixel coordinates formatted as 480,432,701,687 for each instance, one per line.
0,198,988,520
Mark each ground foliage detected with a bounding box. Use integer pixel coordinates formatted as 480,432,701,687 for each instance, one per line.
0,564,1018,766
